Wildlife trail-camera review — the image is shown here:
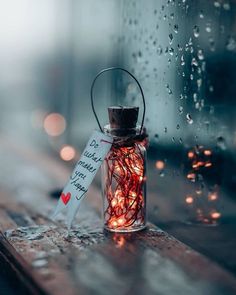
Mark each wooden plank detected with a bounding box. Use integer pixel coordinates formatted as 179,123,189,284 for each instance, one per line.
0,139,236,295
1,194,236,295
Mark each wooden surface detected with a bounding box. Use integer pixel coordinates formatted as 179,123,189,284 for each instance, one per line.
0,138,236,295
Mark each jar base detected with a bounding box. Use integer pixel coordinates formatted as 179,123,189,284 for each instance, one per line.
104,224,146,233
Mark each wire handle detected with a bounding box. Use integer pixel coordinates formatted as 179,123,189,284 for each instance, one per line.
90,67,146,134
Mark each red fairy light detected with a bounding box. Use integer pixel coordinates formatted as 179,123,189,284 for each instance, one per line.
103,142,146,232
186,145,221,225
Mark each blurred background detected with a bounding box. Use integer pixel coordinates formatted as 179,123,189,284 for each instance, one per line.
0,0,236,275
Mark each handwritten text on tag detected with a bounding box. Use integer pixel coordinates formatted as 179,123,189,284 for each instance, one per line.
52,130,113,228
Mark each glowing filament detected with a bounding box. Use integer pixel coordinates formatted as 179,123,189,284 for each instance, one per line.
112,221,118,227
111,199,117,207
103,144,145,230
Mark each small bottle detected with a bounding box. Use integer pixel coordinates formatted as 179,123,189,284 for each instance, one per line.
101,106,147,232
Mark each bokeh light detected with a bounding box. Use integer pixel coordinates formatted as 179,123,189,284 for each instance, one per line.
204,150,212,156
208,192,218,201
43,113,66,136
185,195,194,204
60,145,76,161
155,160,165,170
188,151,194,158
211,211,221,219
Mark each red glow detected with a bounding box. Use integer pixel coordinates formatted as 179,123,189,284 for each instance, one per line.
103,145,145,231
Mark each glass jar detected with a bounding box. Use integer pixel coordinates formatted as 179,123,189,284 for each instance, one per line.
101,124,147,232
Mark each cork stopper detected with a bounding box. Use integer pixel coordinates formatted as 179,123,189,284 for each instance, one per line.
108,106,139,136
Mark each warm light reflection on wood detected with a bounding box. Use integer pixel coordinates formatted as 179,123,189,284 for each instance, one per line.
113,235,125,248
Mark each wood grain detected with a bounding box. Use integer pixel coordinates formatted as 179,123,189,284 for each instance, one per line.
0,139,236,295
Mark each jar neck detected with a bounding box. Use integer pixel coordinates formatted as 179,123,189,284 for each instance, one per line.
103,124,141,138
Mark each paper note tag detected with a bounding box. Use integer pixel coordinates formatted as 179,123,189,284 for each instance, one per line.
51,130,113,228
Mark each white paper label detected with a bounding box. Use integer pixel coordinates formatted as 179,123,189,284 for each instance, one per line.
51,130,113,228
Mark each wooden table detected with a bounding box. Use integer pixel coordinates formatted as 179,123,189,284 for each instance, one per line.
0,137,236,295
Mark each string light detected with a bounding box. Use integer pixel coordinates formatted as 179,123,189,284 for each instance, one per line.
186,146,221,224
103,144,145,231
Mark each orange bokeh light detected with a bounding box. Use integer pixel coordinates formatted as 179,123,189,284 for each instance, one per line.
185,196,194,204
60,145,76,161
187,173,195,180
211,211,221,219
155,160,165,170
204,150,212,156
188,151,195,158
208,193,218,201
44,113,66,136
205,162,212,167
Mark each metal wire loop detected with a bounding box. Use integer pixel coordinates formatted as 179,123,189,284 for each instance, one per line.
90,67,146,134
